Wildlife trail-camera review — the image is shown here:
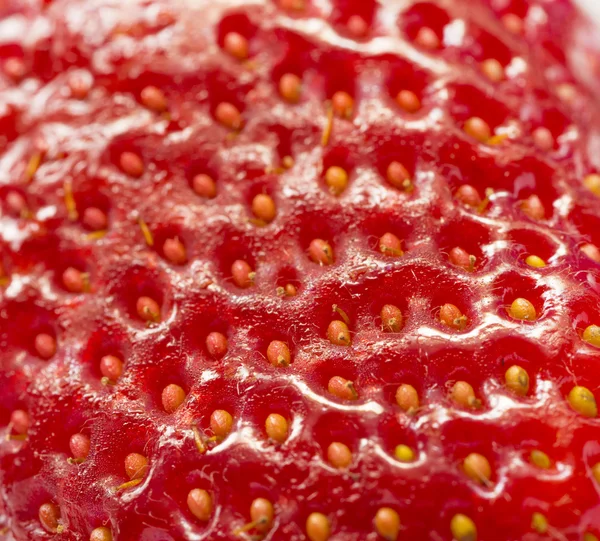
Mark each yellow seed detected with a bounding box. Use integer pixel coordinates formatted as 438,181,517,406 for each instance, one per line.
321,106,333,147
592,462,600,483
138,217,154,246
63,179,78,220
583,325,600,347
306,512,330,541
450,513,477,541
530,450,551,469
374,507,401,540
450,381,481,408
508,298,536,321
584,174,600,196
265,413,288,443
327,442,352,469
531,512,548,534
463,453,491,484
567,385,597,417
525,255,546,268
504,365,530,396
584,533,600,541
394,444,415,462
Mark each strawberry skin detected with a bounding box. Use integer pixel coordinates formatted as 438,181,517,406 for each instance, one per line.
2,0,600,540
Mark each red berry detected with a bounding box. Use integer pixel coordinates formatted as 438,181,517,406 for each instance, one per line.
3,3,600,539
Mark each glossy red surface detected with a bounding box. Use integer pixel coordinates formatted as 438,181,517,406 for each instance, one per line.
1,0,600,540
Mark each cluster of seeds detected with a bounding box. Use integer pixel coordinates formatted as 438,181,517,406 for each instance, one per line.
1,0,600,540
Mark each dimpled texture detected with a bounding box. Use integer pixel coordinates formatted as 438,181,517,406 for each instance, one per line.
1,0,600,540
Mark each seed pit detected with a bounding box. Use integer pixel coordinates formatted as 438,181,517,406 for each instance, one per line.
212,229,257,290
312,412,360,463
329,0,377,39
206,72,248,129
493,272,547,322
506,229,558,264
384,57,431,113
216,13,258,57
570,207,600,249
399,2,450,48
320,52,359,112
448,85,509,138
108,265,169,324
186,156,221,199
438,218,492,271
466,28,513,67
150,225,189,265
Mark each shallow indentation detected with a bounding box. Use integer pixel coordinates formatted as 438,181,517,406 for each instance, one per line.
399,2,451,48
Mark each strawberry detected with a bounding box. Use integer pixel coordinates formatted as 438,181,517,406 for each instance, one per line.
1,0,600,540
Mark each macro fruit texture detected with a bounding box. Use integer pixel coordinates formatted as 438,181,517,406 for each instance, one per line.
1,0,600,539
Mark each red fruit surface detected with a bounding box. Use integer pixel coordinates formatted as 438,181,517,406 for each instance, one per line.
1,0,600,540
